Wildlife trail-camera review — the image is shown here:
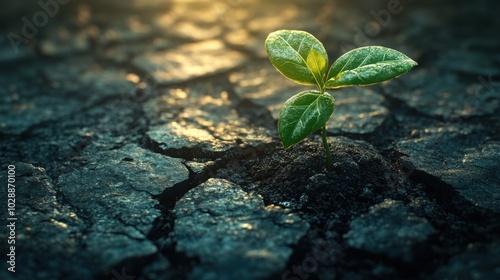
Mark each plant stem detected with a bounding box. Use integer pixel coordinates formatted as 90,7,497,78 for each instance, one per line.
321,125,333,171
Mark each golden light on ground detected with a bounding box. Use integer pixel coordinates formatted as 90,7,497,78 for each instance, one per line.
171,121,215,142
126,73,141,84
169,88,188,99
50,219,69,230
245,249,271,258
240,223,254,230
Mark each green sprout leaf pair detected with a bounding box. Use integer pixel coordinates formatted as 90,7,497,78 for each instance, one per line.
265,30,417,169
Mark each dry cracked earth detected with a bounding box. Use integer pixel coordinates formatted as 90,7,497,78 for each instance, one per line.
0,0,499,279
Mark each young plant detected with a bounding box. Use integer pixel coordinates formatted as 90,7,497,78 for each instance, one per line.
265,30,417,170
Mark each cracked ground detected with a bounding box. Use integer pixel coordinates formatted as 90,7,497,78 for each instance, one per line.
0,0,499,279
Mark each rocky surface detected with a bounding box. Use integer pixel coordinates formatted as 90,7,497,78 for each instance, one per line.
172,178,308,280
396,129,500,212
133,40,247,85
433,243,500,280
144,80,273,158
344,199,436,262
0,0,499,279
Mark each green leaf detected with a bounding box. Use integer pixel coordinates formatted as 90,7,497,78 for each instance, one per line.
306,49,327,89
279,90,335,149
325,46,417,89
265,30,328,87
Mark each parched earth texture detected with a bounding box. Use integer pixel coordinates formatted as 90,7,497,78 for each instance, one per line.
0,0,499,279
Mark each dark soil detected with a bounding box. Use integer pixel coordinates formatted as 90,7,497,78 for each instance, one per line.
216,138,500,279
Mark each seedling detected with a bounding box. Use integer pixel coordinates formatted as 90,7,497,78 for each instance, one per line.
265,30,417,170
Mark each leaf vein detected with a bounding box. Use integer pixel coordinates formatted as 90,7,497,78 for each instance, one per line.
358,50,372,68
277,34,308,67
